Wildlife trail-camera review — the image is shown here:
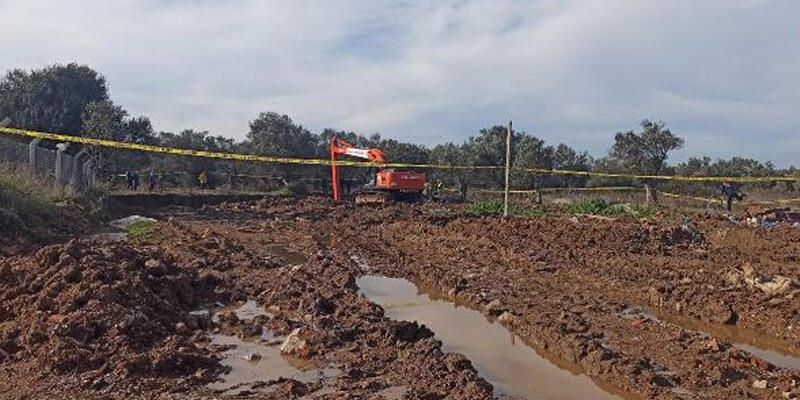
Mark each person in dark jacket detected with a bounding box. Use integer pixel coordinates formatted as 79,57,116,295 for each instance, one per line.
721,181,745,211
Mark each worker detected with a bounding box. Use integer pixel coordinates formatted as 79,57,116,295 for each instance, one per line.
198,170,208,190
721,181,745,212
434,179,444,199
125,170,133,190
131,171,140,191
148,171,158,192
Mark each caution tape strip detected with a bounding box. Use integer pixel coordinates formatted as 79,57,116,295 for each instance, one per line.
476,186,640,194
3,126,800,183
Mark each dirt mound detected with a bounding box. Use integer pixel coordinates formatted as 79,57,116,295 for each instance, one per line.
0,239,222,394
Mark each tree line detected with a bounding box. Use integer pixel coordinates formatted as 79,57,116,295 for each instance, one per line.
1,63,796,194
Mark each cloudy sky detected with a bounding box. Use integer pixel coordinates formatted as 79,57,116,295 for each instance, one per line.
1,0,798,165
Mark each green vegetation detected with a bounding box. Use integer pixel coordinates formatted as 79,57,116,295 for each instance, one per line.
569,198,653,218
126,220,158,241
467,198,505,215
466,198,548,217
0,164,63,234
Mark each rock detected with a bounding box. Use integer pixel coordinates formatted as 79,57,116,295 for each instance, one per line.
174,322,188,333
497,311,514,323
484,300,505,315
187,310,211,330
242,352,261,361
144,259,167,275
280,328,309,357
722,270,742,286
707,339,720,352
753,379,768,389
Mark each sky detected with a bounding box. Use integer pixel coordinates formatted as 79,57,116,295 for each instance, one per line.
1,0,798,165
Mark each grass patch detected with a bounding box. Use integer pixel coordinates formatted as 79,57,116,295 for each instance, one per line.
569,198,654,218
0,163,64,235
467,198,548,217
126,220,158,241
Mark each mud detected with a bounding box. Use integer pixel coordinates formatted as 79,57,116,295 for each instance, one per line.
3,195,800,399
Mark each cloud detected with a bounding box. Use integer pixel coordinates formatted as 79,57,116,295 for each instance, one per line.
1,0,798,165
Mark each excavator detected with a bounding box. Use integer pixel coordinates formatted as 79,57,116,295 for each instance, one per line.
330,136,426,204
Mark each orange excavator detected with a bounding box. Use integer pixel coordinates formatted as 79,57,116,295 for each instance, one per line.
330,136,426,204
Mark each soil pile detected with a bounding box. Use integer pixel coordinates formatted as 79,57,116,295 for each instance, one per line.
0,239,222,398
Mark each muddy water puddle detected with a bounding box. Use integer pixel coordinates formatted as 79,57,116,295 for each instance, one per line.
211,300,274,323
620,308,800,371
206,300,338,395
357,275,623,400
208,334,339,395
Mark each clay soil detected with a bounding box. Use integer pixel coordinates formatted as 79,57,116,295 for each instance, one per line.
2,195,799,399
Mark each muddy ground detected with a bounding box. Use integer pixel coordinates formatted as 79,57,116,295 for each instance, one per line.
1,195,799,399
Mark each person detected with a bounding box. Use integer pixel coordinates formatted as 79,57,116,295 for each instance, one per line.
198,170,208,190
148,171,158,192
721,181,745,212
131,171,140,191
125,170,133,190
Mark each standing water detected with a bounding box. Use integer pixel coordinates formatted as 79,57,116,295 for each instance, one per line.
357,275,624,400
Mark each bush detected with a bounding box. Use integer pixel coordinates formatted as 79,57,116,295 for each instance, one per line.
569,198,609,215
570,198,653,218
467,198,548,217
466,198,505,215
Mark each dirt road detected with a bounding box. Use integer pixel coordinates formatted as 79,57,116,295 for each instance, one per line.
1,196,799,399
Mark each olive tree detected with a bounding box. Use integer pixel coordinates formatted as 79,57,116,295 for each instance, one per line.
609,120,684,203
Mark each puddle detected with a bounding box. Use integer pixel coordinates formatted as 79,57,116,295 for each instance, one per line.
267,244,308,265
357,275,624,400
211,300,274,323
621,308,800,371
208,334,339,395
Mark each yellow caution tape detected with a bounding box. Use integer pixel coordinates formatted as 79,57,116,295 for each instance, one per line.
516,167,800,183
477,186,640,194
3,126,800,183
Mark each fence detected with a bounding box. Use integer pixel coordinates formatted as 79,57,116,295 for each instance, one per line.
0,134,95,193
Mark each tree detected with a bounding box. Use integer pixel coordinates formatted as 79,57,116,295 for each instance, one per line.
154,130,235,189
0,64,108,134
552,144,593,187
247,112,319,180
511,135,554,195
609,120,684,203
81,100,156,174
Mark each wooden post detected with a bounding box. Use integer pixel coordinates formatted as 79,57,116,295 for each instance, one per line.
503,120,512,217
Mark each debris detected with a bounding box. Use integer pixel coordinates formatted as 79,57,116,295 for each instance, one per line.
752,379,768,389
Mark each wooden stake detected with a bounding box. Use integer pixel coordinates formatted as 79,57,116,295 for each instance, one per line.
503,120,512,218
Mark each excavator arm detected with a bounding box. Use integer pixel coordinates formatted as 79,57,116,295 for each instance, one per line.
330,137,385,201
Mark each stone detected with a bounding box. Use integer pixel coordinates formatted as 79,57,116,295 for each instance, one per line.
242,352,261,361
280,328,309,357
752,379,768,389
497,312,514,323
174,322,188,333
707,339,720,352
144,259,167,275
187,310,211,330
484,300,504,315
